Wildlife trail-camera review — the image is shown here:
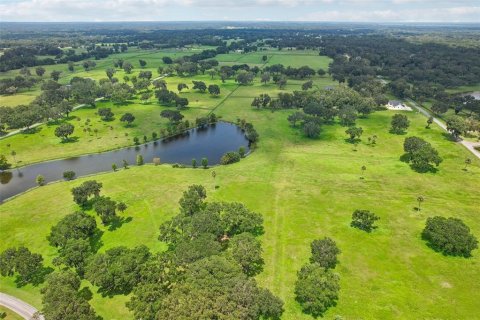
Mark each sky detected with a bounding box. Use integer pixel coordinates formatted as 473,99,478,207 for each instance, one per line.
0,0,479,23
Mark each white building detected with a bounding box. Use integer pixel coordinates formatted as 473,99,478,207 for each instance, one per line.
387,100,412,111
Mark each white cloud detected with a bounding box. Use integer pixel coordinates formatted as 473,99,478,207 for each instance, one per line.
298,6,480,22
0,0,479,21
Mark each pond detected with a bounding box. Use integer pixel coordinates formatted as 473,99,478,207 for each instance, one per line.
0,122,249,202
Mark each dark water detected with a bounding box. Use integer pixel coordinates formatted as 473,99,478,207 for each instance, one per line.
0,122,249,202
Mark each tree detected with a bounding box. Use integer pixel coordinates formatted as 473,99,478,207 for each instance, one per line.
422,216,478,257
426,116,433,128
67,61,74,72
93,196,117,225
35,66,46,77
208,84,220,96
50,70,61,81
201,157,208,169
71,180,102,206
112,163,117,171
0,154,12,171
191,158,197,168
192,81,207,92
179,185,207,216
220,151,241,165
122,61,133,73
105,68,116,80
417,195,425,210
63,171,76,180
351,209,379,232
317,68,326,76
277,77,287,89
177,83,188,92
302,80,313,91
239,146,246,158
162,56,173,64
0,246,44,286
160,110,184,123
136,154,144,166
261,72,271,85
236,71,255,85
464,158,472,171
403,137,443,172
446,115,467,140
48,211,98,248
117,202,127,213
431,101,449,115
361,165,367,178
345,126,363,142
54,123,74,141
120,113,135,126
139,59,147,68
303,121,320,138
85,246,150,295
294,263,340,317
36,175,45,186
54,238,92,273
310,238,341,269
111,83,133,104
391,113,410,133
98,107,114,121
41,270,98,320
230,232,264,276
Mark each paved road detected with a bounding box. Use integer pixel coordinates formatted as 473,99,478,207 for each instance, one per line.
408,99,480,160
0,292,44,320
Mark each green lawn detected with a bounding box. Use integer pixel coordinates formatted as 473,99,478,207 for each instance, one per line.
0,306,23,320
1,105,479,319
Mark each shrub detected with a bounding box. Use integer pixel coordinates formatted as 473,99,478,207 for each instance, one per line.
36,175,45,186
220,151,241,165
63,171,76,181
422,216,478,257
351,209,379,232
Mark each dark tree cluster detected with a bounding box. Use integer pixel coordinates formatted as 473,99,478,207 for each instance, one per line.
282,86,375,139
422,216,478,257
0,246,47,286
295,238,341,317
324,35,480,88
403,136,443,172
107,184,286,320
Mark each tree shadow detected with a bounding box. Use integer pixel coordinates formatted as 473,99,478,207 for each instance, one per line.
389,129,407,135
410,164,438,174
90,229,104,253
399,153,411,163
79,287,93,301
22,127,41,134
108,216,133,231
60,136,79,144
441,132,458,142
344,138,361,144
14,266,54,287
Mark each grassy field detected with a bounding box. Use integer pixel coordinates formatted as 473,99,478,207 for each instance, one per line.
1,48,479,320
0,306,23,320
1,104,479,319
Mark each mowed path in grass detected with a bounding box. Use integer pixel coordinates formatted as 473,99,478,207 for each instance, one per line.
1,103,479,319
